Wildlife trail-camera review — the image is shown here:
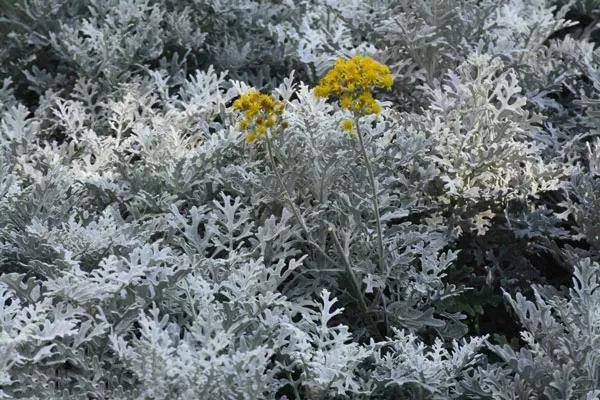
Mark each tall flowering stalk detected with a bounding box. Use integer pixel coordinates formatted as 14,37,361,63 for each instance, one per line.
231,90,308,236
233,88,384,339
315,55,393,276
232,89,338,261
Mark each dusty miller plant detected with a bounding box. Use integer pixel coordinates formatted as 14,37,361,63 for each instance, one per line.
1,0,600,398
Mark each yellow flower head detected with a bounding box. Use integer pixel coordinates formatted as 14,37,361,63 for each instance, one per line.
341,119,354,132
314,55,392,116
232,89,285,143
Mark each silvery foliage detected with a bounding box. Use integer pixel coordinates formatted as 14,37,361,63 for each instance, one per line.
1,0,600,398
463,258,600,399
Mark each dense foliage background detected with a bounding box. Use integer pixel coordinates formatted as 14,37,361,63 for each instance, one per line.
1,0,600,398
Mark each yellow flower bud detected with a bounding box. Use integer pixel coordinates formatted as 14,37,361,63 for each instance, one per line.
341,119,354,132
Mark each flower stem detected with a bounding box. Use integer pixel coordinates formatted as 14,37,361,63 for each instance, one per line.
264,129,311,236
264,128,383,339
264,130,341,267
330,227,383,339
354,116,387,275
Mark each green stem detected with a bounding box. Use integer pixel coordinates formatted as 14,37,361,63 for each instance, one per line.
287,371,301,400
330,228,383,340
264,129,337,267
354,116,387,275
265,128,383,339
264,129,311,236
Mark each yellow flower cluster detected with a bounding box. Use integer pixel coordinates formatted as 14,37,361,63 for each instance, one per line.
314,55,393,118
232,89,285,143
